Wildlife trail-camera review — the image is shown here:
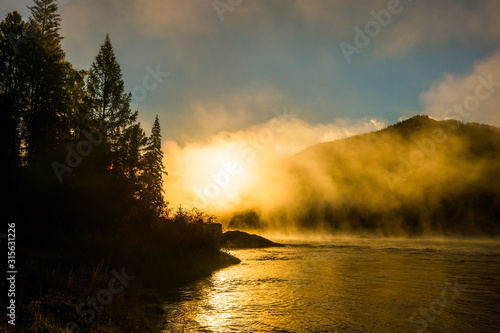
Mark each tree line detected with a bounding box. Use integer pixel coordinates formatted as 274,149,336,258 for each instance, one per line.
0,2,240,331
1,0,167,232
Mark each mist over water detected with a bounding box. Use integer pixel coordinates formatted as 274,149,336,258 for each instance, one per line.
162,115,500,238
215,116,500,237
163,238,500,333
162,115,387,213
159,116,500,332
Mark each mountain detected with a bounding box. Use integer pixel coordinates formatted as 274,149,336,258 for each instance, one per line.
233,115,500,237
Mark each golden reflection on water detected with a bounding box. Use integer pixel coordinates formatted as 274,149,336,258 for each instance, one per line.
164,239,500,332
196,271,240,330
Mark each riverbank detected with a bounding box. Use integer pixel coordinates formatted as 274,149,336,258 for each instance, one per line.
0,223,240,332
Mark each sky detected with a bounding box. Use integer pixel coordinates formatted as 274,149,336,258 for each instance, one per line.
2,0,500,210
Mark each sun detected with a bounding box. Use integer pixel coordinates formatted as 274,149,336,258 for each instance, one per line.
180,142,255,211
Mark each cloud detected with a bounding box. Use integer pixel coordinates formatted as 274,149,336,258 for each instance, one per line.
375,0,500,57
420,49,500,127
292,0,500,58
58,0,500,63
168,85,288,143
0,0,31,18
292,0,388,36
128,0,216,35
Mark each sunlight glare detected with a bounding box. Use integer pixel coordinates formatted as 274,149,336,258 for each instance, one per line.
181,141,255,211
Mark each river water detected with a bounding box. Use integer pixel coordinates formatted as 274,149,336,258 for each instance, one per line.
163,237,500,332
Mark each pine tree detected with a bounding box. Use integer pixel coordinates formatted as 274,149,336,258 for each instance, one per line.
86,34,124,124
0,2,72,168
1,5,80,174
85,34,135,168
116,112,147,182
0,12,28,170
28,0,62,40
140,115,167,216
22,19,69,166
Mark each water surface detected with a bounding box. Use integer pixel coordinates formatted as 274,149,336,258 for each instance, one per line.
163,238,500,332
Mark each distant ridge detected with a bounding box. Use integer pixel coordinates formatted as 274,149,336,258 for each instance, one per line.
259,115,500,237
292,115,499,160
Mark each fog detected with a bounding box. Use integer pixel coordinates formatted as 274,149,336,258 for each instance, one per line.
162,113,500,237
162,112,386,211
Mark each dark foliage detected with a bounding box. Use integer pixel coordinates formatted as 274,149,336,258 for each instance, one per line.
0,4,238,331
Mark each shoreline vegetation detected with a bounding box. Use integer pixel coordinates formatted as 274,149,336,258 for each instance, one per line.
2,212,285,332
3,215,243,332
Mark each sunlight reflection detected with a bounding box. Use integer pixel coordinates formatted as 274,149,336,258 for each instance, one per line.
164,239,500,332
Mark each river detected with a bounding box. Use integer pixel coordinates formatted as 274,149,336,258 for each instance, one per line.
162,237,500,332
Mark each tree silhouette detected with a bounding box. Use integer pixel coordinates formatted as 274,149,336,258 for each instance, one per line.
116,114,147,184
25,27,70,166
85,34,135,169
0,12,27,171
140,115,168,217
0,5,73,169
28,0,62,40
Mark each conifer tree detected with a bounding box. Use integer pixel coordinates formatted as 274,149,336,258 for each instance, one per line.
28,0,62,40
86,34,125,124
116,112,147,182
0,12,28,170
86,34,135,168
1,4,79,170
140,115,167,216
24,24,70,165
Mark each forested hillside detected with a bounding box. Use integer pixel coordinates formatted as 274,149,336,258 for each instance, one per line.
285,115,500,236
230,116,500,237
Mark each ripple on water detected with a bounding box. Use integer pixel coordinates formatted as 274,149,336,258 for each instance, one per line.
164,239,500,333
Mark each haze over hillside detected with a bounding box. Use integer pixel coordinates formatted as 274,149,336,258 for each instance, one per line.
227,115,500,237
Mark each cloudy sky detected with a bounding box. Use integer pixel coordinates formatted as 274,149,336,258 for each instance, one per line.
3,0,500,143
2,0,500,209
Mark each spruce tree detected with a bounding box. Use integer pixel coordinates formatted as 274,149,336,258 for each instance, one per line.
86,34,125,125
24,26,71,166
116,112,147,182
0,12,28,170
17,1,72,167
140,115,167,216
86,34,135,168
1,5,78,172
28,0,62,40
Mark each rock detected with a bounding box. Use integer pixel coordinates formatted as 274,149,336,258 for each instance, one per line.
222,230,285,249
